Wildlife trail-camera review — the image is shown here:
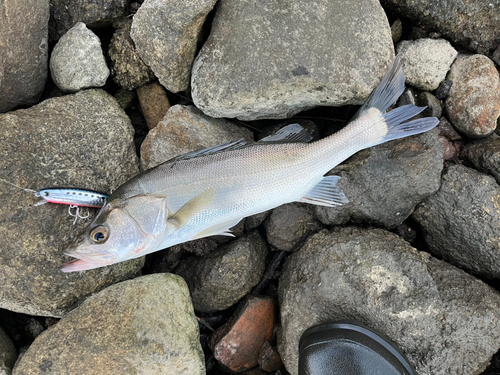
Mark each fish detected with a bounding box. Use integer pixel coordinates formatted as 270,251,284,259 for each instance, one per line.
61,56,439,272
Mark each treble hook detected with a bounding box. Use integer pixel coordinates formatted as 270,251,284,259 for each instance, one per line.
68,205,90,225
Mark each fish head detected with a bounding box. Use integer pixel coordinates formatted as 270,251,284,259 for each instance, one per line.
62,195,170,272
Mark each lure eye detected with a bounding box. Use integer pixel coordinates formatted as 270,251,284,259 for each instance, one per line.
43,191,50,197
90,226,109,243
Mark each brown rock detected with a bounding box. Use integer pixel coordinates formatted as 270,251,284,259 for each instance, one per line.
258,341,283,372
209,295,275,373
137,81,171,130
438,136,457,160
446,55,500,138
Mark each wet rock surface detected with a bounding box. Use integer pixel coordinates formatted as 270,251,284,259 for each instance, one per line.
140,104,253,170
0,89,142,317
131,0,217,93
49,0,128,41
192,0,394,120
50,22,110,92
380,0,500,54
396,38,457,91
413,165,500,279
108,19,155,90
461,133,500,184
278,227,500,375
175,232,268,313
316,130,443,228
0,0,49,113
446,55,500,138
12,274,205,375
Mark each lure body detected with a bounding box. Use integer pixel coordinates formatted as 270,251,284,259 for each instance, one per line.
36,188,108,208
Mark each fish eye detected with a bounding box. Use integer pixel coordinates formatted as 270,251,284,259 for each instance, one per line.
90,226,109,243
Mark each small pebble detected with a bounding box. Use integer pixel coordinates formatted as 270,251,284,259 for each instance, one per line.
137,81,171,130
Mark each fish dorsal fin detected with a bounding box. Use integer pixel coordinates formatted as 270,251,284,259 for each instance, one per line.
172,138,249,161
192,217,243,240
297,176,349,207
169,188,217,228
258,123,313,144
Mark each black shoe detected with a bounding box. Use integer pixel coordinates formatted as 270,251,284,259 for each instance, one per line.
298,320,417,375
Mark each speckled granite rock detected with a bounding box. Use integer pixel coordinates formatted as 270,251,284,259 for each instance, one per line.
278,227,500,375
50,22,109,92
446,55,500,138
316,130,443,228
140,105,253,170
0,89,142,317
13,274,204,375
380,0,500,54
131,0,218,92
0,0,49,113
192,0,394,120
175,232,268,313
396,38,457,91
413,164,500,279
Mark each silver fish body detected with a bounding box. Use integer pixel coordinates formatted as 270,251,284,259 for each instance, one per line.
62,57,439,272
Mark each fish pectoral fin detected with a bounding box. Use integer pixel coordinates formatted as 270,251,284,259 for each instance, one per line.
257,123,313,143
192,217,243,240
298,176,349,207
168,188,218,229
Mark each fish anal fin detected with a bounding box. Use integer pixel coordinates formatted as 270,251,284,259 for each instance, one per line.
169,189,217,228
192,217,243,240
298,176,349,207
258,124,313,144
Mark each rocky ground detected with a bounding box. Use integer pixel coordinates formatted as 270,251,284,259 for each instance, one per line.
1,0,500,374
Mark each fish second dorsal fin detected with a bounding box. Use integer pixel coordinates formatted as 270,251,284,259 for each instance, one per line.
258,123,313,144
297,176,349,207
171,138,249,161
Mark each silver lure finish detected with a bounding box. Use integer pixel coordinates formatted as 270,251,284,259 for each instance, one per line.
36,188,108,208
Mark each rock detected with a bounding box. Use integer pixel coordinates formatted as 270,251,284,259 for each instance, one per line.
380,0,500,54
131,0,218,93
435,79,453,100
140,104,254,170
417,92,442,119
108,19,155,90
436,116,462,141
413,164,500,279
493,43,500,65
0,326,16,375
192,0,394,121
391,19,403,44
49,0,128,41
396,38,457,91
175,232,268,313
137,81,171,130
50,22,110,92
13,274,205,375
114,88,136,110
397,87,418,108
209,295,275,373
316,130,443,228
244,211,270,232
278,227,500,375
0,89,142,317
461,133,500,184
264,203,321,251
438,136,457,160
0,0,49,113
258,342,283,372
446,55,500,138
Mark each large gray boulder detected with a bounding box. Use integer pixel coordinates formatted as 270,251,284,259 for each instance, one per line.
278,227,500,375
131,0,218,93
413,164,500,279
380,0,500,54
13,274,205,375
316,130,443,228
0,0,49,113
50,22,110,92
0,89,143,317
191,0,394,120
49,0,128,41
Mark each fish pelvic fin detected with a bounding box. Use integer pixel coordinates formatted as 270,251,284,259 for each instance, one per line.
298,175,348,207
354,55,439,147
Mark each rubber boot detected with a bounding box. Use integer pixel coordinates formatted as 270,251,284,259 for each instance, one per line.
298,320,417,375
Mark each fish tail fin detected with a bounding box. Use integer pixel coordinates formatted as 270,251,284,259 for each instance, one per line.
354,56,439,147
